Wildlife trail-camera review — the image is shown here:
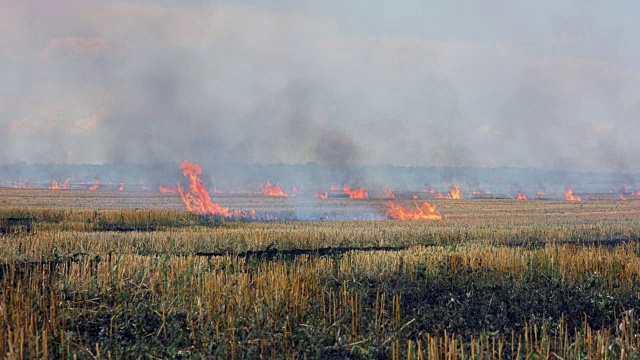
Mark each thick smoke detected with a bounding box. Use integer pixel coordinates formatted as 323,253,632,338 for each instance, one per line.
1,0,639,177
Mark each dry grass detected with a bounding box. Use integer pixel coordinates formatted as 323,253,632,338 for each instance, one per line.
1,190,640,358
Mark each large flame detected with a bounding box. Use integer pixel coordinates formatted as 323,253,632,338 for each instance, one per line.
88,180,100,191
385,201,443,220
259,182,288,197
343,185,368,199
517,192,527,200
176,160,231,216
437,184,463,199
564,189,581,202
158,185,176,194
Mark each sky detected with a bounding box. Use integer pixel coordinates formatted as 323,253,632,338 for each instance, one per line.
1,0,639,172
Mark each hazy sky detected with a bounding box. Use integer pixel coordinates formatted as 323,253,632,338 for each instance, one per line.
2,0,639,172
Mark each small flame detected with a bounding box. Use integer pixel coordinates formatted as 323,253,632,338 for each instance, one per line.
13,180,32,189
564,189,581,202
259,182,288,197
88,180,100,191
177,160,231,216
118,183,124,191
517,192,527,200
437,184,463,199
386,201,443,220
314,192,328,199
343,185,368,199
49,180,61,190
158,185,176,194
384,189,395,199
620,194,628,201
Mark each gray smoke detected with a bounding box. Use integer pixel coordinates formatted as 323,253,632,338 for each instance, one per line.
1,0,639,178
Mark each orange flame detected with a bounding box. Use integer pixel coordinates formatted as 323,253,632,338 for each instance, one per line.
314,192,328,199
260,182,288,197
564,189,581,202
61,178,70,189
13,180,32,189
88,180,100,191
517,192,527,200
448,184,462,199
620,194,628,201
386,201,443,220
49,180,61,190
176,160,231,216
343,185,368,199
118,183,124,191
384,189,395,199
437,184,463,199
158,185,176,194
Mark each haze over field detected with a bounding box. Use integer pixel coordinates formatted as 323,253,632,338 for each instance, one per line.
2,1,640,173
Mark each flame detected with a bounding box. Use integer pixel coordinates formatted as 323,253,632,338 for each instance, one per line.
517,192,528,200
118,183,124,191
49,180,61,190
472,190,481,195
437,184,463,199
385,201,443,221
343,185,368,199
448,184,463,199
88,180,100,191
620,194,628,201
384,189,395,199
158,185,176,194
564,189,581,202
314,192,328,199
259,182,288,197
13,180,32,189
61,178,70,189
176,160,231,216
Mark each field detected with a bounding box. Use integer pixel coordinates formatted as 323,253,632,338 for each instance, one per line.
1,189,640,358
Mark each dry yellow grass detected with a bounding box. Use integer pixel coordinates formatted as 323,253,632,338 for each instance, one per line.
1,190,640,357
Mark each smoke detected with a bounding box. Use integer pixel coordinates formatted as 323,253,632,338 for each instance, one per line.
1,0,639,175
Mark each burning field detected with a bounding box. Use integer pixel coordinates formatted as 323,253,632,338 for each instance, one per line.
1,162,640,358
